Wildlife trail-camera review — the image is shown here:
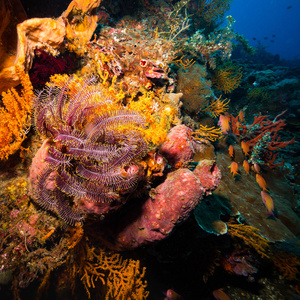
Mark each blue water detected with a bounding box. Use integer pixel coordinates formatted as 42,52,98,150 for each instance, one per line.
227,0,300,60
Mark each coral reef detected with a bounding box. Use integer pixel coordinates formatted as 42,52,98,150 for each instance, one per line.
228,112,295,167
0,0,299,299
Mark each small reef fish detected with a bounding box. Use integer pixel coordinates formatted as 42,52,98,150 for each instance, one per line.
243,160,250,174
163,289,183,300
252,163,260,173
241,141,249,156
213,288,231,300
228,145,234,158
230,161,239,177
261,191,275,216
256,174,268,191
218,114,230,134
238,110,244,122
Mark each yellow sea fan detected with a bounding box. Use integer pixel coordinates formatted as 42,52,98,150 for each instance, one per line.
212,63,242,94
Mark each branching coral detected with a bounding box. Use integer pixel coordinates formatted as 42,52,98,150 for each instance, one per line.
127,90,179,146
228,112,295,167
0,66,33,160
29,75,148,224
272,251,300,281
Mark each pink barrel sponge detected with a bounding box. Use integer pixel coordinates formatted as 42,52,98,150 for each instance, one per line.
28,139,56,195
159,124,195,167
101,160,221,250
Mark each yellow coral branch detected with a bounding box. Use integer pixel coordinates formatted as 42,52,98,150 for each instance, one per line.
191,124,223,143
203,96,230,118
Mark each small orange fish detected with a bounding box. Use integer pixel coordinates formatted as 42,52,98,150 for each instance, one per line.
230,161,239,177
243,160,250,174
256,174,268,191
213,288,231,300
228,145,234,158
261,191,275,216
238,110,244,122
218,114,230,134
252,163,260,173
241,141,249,156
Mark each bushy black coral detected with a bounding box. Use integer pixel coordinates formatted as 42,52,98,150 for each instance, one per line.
32,76,148,224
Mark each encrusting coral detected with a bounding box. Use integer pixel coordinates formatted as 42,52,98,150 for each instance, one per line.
0,66,33,160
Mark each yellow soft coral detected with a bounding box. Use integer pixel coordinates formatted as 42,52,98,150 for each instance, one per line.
0,66,33,160
128,91,178,146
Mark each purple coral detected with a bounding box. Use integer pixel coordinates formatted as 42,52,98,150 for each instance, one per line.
29,76,148,224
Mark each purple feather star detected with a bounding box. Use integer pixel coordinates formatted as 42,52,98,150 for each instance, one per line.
29,76,148,224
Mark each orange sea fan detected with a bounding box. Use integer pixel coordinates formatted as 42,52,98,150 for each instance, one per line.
0,66,33,160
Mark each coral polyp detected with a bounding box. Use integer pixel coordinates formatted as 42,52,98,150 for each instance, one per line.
29,75,148,224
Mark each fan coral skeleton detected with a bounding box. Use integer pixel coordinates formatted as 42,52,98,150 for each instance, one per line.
29,75,148,224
